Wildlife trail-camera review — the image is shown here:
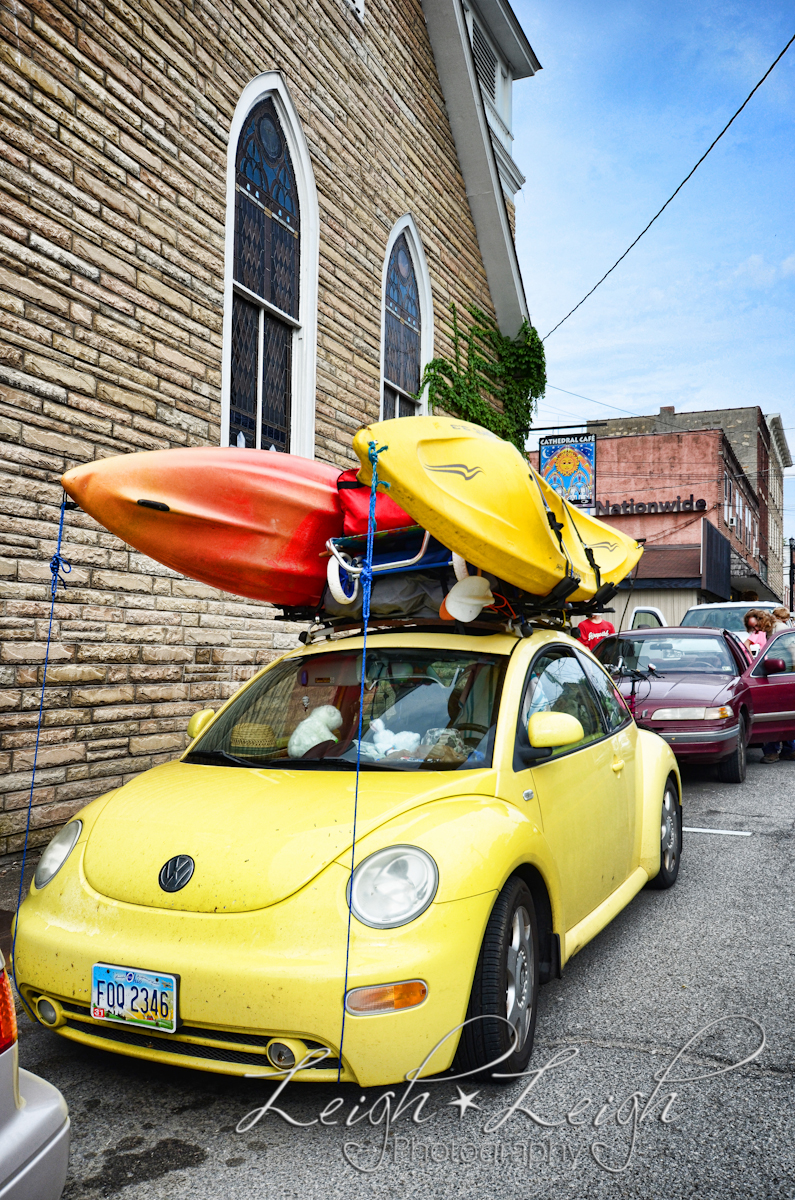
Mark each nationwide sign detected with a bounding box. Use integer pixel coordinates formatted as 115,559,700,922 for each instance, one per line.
594,494,708,516
538,434,596,507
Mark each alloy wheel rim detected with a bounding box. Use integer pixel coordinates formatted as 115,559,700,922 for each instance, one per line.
506,905,533,1051
661,789,678,872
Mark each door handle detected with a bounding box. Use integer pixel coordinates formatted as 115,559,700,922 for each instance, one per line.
611,759,625,773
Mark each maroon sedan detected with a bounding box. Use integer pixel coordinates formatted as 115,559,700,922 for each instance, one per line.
594,627,753,783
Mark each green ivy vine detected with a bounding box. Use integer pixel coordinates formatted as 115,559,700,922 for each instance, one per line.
417,303,546,451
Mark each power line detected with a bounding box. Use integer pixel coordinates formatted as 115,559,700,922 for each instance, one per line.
543,384,695,431
543,31,795,340
544,384,638,416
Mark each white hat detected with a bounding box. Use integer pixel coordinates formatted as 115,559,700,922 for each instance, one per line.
440,575,495,622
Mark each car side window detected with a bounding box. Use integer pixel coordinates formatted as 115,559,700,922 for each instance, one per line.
577,652,631,732
754,631,795,676
515,648,607,767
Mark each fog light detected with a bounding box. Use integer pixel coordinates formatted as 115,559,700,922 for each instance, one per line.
268,1042,294,1068
265,1037,312,1070
36,997,62,1027
345,979,428,1015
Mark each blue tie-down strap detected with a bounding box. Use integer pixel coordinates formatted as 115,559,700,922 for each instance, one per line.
11,496,71,1016
336,441,386,1081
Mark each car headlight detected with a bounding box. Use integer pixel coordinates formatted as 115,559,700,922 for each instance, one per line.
348,846,438,929
34,821,82,890
652,707,732,721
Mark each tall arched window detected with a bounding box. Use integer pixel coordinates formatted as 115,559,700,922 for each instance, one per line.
383,233,422,419
230,98,300,451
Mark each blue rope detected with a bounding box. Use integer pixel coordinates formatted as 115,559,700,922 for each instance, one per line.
11,497,70,1014
337,442,387,1082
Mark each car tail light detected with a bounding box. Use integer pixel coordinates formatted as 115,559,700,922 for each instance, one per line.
0,969,18,1054
345,980,428,1015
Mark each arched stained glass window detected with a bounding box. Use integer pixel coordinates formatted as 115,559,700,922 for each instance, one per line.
230,98,300,450
383,233,421,419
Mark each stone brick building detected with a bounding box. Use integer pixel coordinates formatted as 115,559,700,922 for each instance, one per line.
0,0,540,853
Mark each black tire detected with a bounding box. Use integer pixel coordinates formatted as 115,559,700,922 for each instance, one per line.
454,877,539,1079
647,778,681,890
715,715,746,784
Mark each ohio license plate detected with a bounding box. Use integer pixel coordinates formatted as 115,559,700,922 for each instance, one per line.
91,964,178,1033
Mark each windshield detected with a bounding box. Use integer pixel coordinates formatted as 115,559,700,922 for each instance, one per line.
596,635,737,675
681,605,774,633
186,647,508,770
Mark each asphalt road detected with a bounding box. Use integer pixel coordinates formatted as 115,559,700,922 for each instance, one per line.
9,748,795,1200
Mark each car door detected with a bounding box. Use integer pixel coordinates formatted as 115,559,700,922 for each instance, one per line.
747,631,795,743
507,645,632,930
577,650,638,884
630,606,665,630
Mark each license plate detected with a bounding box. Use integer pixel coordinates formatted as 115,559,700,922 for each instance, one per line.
91,964,178,1033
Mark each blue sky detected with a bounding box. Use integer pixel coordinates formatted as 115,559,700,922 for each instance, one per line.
511,1,795,535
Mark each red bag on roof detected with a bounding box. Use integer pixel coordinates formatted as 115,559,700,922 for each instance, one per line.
337,468,414,536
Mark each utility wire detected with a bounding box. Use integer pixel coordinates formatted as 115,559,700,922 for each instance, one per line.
543,31,795,340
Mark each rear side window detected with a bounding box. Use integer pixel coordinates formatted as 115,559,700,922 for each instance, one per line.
681,606,774,633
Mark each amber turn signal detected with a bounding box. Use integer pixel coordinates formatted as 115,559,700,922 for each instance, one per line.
345,979,428,1015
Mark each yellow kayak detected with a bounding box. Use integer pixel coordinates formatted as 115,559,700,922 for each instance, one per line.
353,416,642,603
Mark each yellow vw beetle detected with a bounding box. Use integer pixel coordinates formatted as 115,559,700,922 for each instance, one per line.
14,627,680,1086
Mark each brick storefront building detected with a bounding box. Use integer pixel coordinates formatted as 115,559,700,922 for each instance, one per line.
0,0,539,852
586,405,791,602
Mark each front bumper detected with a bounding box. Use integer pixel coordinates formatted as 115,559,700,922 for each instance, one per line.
13,849,495,1088
641,722,739,763
0,1046,70,1200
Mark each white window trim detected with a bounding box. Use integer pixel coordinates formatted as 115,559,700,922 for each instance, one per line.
221,74,319,459
379,214,434,419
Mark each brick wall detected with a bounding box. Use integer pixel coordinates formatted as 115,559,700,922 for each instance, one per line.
0,0,499,853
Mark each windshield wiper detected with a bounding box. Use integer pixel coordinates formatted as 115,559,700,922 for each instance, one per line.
182,749,260,768
259,758,410,771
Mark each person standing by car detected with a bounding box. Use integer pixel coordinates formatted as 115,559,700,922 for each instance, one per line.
743,610,768,655
771,607,792,633
576,611,615,650
759,613,795,762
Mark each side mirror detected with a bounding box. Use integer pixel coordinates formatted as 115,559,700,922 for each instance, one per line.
187,708,215,740
762,658,786,676
527,711,585,748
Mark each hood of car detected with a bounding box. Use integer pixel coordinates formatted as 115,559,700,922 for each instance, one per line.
81,760,496,913
618,675,737,708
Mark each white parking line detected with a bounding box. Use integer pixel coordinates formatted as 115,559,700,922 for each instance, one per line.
683,826,752,836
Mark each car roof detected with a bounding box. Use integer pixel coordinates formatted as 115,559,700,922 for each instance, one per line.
683,601,776,610
614,627,728,637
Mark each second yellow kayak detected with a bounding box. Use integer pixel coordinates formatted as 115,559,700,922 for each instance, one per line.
353,416,642,602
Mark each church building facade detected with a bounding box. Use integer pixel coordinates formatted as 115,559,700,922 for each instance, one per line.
0,0,539,851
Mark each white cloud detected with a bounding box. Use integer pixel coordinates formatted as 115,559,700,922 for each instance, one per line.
782,254,795,277
733,255,777,288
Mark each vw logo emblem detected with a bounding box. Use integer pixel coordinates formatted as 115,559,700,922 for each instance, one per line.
158,855,195,893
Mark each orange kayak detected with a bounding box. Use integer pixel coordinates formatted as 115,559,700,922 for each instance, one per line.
62,448,343,607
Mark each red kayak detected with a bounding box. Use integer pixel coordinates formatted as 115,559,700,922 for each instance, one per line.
62,448,343,607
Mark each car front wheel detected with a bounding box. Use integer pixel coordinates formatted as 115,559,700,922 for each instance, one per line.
454,877,539,1079
647,779,681,889
716,714,746,784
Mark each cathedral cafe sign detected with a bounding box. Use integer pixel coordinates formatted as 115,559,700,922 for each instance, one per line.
594,494,708,516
